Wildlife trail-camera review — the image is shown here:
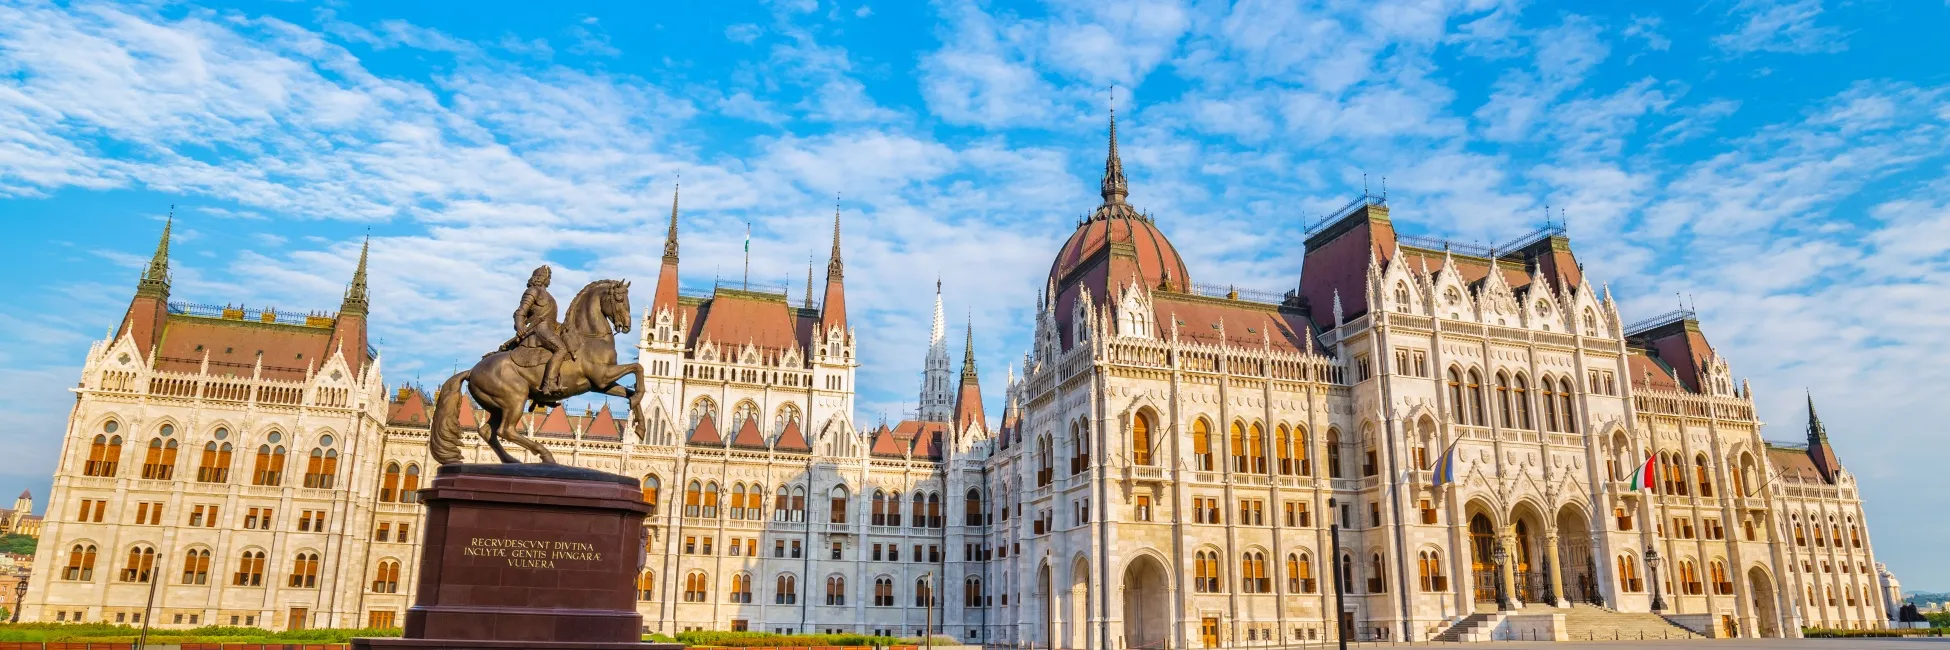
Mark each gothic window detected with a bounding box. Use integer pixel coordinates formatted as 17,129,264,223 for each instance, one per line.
915,577,935,607
730,483,749,519
1193,551,1221,593
638,570,657,601
1466,370,1487,426
1247,423,1267,474
1360,425,1378,477
686,481,703,517
828,486,849,524
641,475,661,516
1293,552,1316,593
1495,372,1514,428
1557,378,1577,433
965,489,984,526
1275,425,1293,475
62,544,98,581
197,441,233,483
1073,419,1091,474
1240,551,1269,593
1446,369,1465,424
85,430,123,477
1695,455,1714,498
702,482,721,518
872,490,888,526
776,574,798,605
303,447,338,489
1616,554,1642,591
1131,411,1153,467
733,400,759,428
289,551,320,588
826,575,847,606
1192,419,1214,472
775,403,802,433
251,443,286,487
1294,426,1312,476
121,545,156,583
791,486,806,521
688,397,717,430
140,438,179,480
1229,421,1248,473
1418,550,1447,591
180,548,211,585
1369,553,1387,593
927,492,943,528
402,464,422,503
1512,375,1532,429
965,576,984,607
683,572,709,602
234,550,266,587
873,576,895,607
1394,282,1411,309
1326,429,1344,479
1037,435,1054,486
1582,308,1598,337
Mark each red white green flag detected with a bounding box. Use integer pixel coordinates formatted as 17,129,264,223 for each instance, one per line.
1629,451,1656,492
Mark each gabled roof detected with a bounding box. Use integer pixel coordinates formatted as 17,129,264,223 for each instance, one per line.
156,317,337,382
775,418,810,452
387,387,431,426
688,413,723,446
869,424,905,457
585,405,623,441
536,406,575,438
729,416,768,449
891,420,948,460
691,290,815,358
1154,293,1313,352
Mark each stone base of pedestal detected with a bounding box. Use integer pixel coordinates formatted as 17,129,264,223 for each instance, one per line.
398,463,656,646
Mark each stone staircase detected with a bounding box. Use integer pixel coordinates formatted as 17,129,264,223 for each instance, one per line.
1560,603,1700,641
1432,612,1507,642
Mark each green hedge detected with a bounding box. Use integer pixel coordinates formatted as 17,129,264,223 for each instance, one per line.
0,622,402,643
1803,627,1944,638
673,630,897,647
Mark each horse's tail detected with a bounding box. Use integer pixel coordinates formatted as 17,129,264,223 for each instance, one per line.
429,369,471,465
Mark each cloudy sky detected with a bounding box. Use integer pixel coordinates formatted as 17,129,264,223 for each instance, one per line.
3,0,1948,588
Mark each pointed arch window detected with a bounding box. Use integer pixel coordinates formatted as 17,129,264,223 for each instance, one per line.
1295,426,1312,476
1228,421,1248,473
826,575,847,606
234,550,266,587
729,483,749,520
373,559,401,593
915,577,935,607
1557,378,1577,433
141,438,178,480
1276,425,1293,475
1368,553,1388,593
965,489,983,527
381,463,403,502
197,441,233,483
62,544,98,581
121,545,156,583
872,490,889,526
873,577,895,607
828,486,849,524
1326,429,1344,479
1418,550,1447,591
1695,455,1714,498
1495,372,1514,428
401,464,422,503
1583,309,1598,337
965,576,984,607
289,551,321,588
1446,369,1466,424
1193,551,1221,593
1394,282,1411,309
1247,423,1267,474
777,573,800,604
702,482,721,518
1240,551,1269,593
251,444,286,486
1192,419,1214,471
685,481,703,517
637,570,658,601
641,475,661,516
180,548,211,585
1131,412,1153,467
1294,552,1316,593
303,448,338,489
1512,376,1532,429
85,432,123,477
683,571,709,602
1466,370,1487,426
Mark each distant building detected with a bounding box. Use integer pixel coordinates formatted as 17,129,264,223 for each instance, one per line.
0,490,43,538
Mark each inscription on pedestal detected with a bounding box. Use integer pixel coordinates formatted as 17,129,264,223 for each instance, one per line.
463,537,605,570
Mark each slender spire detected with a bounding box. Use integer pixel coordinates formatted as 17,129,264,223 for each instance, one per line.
1807,390,1830,445
136,212,173,298
342,236,371,316
804,254,816,309
663,181,680,262
961,315,978,382
1100,88,1129,206
827,195,844,279
931,278,946,346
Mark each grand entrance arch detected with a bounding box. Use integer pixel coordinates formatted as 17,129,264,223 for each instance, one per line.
1557,505,1595,604
1468,513,1498,604
1122,556,1170,649
1749,566,1783,638
1068,557,1090,650
1037,563,1054,649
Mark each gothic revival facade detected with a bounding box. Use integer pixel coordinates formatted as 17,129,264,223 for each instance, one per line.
21,119,1891,646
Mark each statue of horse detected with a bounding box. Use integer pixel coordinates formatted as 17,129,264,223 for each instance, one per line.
429,279,643,465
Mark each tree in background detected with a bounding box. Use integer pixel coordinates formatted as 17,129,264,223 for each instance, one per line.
0,534,35,556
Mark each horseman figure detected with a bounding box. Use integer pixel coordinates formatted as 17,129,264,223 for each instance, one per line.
503,265,573,394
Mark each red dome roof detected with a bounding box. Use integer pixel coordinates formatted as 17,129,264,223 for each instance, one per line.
1048,214,1190,291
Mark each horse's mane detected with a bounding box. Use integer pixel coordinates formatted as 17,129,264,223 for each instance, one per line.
564,279,621,331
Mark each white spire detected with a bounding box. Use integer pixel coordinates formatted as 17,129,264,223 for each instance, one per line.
919,278,955,422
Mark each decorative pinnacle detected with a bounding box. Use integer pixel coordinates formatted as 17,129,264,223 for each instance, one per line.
1807,390,1830,444
663,180,680,262
804,253,815,309
1101,88,1129,206
961,315,978,382
344,235,370,310
827,194,844,279
137,212,173,297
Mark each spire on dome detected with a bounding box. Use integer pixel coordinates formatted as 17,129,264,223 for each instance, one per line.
805,254,816,309
663,180,680,262
137,212,173,298
961,316,978,383
827,197,844,279
1806,390,1844,482
952,317,985,435
1101,89,1129,206
931,278,946,347
820,201,849,333
341,236,371,317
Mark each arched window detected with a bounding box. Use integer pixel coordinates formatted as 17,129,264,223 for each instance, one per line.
1295,552,1316,593
1446,369,1466,424
732,574,756,604
1294,426,1312,476
791,486,806,521
1037,435,1054,485
1850,525,1862,548
1240,551,1268,593
637,570,657,601
1709,561,1731,595
702,482,721,518
1326,429,1344,479
1192,419,1214,471
1229,421,1248,473
965,489,983,526
401,464,422,503
1616,554,1642,591
85,432,123,477
1679,559,1702,595
1541,375,1561,432
927,492,943,528
1695,455,1714,498
965,576,984,607
1394,282,1411,308
197,441,233,483
887,491,903,527
1131,412,1153,466
826,575,847,605
1275,425,1293,475
685,481,703,517
872,490,888,526
1194,551,1220,593
381,463,403,502
730,483,749,520
1073,420,1090,474
1247,423,1267,474
62,544,98,581
776,574,798,604
302,447,338,489
1369,553,1387,593
1512,375,1532,430
180,548,211,585
1339,554,1354,593
641,475,661,516
1418,550,1447,591
1557,379,1577,433
873,577,895,607
1361,425,1378,477
828,486,849,524
141,438,179,480
251,443,286,486
1582,308,1597,337
915,577,935,607
1495,372,1514,428
289,552,320,588
234,550,266,587
1467,370,1487,426
683,572,709,602
121,545,156,583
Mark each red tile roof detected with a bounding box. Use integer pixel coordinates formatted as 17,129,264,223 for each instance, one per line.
585,405,623,441
154,317,335,382
892,420,949,460
688,413,722,446
775,418,810,452
536,406,575,438
869,424,904,457
729,416,767,449
1153,294,1312,352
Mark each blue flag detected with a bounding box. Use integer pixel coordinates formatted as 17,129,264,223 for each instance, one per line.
1431,436,1461,489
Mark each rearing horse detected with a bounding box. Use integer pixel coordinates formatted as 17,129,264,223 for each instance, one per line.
429,279,644,465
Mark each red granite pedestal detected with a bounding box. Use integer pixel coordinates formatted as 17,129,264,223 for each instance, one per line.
353,463,679,650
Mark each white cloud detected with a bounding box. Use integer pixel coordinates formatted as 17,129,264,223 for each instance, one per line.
725,23,762,44
1714,0,1847,55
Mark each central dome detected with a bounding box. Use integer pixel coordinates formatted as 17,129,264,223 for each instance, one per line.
1046,109,1190,292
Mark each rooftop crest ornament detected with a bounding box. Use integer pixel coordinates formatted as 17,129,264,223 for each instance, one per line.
428,268,642,465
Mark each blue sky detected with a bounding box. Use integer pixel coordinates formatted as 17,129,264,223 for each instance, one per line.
4,0,1950,589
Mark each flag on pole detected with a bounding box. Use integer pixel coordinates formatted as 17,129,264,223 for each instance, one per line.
744,223,751,253
1431,436,1462,489
1629,450,1657,493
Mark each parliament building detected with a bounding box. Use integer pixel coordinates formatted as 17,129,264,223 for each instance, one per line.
22,118,1892,646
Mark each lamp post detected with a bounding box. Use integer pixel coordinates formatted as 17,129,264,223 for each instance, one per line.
1491,543,1511,610
921,572,934,650
1645,546,1666,612
11,573,26,623
1329,498,1346,650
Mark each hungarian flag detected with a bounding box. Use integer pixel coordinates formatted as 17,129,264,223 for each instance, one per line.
1431,437,1461,489
1629,451,1657,493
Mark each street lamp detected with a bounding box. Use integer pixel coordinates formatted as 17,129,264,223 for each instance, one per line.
1491,543,1511,610
1644,546,1666,612
920,572,934,650
1328,498,1346,650
11,573,26,624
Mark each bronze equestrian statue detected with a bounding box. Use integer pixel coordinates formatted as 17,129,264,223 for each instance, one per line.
428,269,644,465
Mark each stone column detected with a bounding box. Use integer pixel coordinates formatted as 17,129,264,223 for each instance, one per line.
1500,533,1521,610
1545,532,1567,607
